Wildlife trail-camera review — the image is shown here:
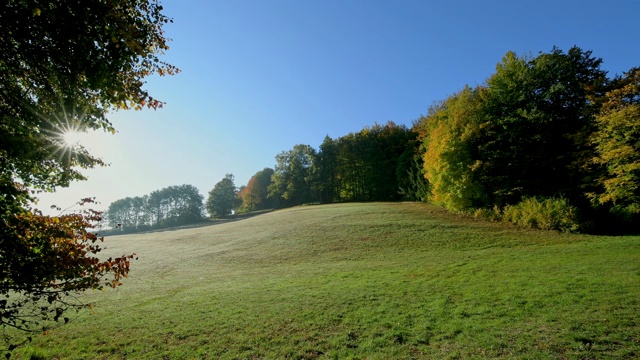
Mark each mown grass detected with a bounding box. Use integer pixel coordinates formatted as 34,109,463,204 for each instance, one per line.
13,202,640,359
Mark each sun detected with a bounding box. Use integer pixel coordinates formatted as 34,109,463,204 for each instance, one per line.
62,129,84,148
54,119,87,149
46,121,88,164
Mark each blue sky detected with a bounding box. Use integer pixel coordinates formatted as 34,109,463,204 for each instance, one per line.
40,0,640,214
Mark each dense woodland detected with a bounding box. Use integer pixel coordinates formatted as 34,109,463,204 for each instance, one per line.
106,46,640,233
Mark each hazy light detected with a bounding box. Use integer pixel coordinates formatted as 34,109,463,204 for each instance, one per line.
63,129,84,148
45,116,89,163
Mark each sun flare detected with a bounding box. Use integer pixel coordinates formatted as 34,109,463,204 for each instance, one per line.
62,129,84,148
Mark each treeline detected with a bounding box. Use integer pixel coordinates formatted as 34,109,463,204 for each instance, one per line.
218,122,419,215
225,47,638,232
111,46,639,233
105,184,204,232
410,47,639,232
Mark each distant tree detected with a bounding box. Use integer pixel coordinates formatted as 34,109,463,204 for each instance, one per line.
322,122,413,202
238,181,258,211
171,184,205,224
239,168,274,211
314,136,340,203
206,174,240,217
269,145,318,207
106,197,134,230
333,131,371,201
145,190,167,228
370,122,416,200
105,185,203,231
254,168,276,209
160,184,204,226
236,185,247,205
130,196,150,230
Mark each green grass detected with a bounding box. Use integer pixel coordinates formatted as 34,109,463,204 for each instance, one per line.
13,202,640,359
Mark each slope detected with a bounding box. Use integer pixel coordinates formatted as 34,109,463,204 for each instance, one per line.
15,202,640,359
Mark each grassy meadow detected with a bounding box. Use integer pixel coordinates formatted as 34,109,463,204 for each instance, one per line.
14,202,640,359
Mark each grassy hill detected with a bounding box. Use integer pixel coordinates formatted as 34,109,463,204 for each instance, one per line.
15,202,640,359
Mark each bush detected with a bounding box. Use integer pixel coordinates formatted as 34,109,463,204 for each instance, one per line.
501,197,581,233
473,205,502,221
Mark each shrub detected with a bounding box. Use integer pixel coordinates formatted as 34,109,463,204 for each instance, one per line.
473,205,502,221
501,197,581,232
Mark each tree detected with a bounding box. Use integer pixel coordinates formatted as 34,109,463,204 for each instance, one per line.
269,145,318,207
1,0,178,199
314,136,340,203
397,129,428,201
129,195,150,230
0,0,176,350
369,122,415,201
477,47,606,206
239,168,274,212
168,184,204,225
327,122,416,202
417,48,607,211
206,174,240,217
412,47,610,221
238,179,260,212
106,197,135,230
589,68,640,218
0,199,135,351
420,86,486,211
105,185,204,231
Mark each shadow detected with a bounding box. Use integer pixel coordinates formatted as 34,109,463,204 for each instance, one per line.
579,208,640,236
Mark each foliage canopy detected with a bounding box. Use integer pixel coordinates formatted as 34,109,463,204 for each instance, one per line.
589,68,640,217
206,174,240,217
106,184,204,232
0,0,176,350
413,46,638,231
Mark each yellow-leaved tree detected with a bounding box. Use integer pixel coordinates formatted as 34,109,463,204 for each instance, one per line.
421,86,486,212
589,68,640,218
